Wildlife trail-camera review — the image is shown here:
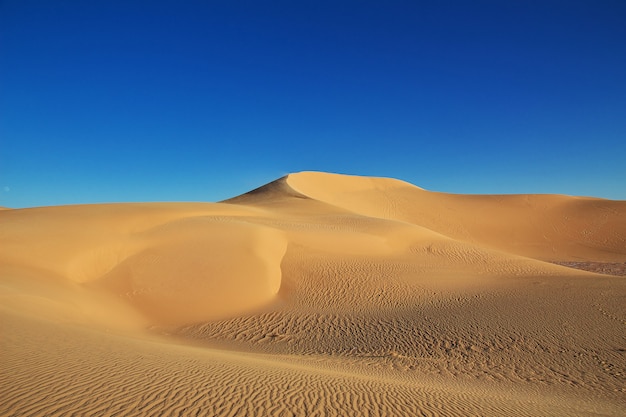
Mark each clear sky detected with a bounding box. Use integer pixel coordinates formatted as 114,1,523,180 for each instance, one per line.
1,0,625,208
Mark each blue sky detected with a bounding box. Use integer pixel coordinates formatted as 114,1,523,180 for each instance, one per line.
1,0,625,207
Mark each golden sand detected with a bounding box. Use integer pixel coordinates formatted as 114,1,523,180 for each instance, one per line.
1,172,625,416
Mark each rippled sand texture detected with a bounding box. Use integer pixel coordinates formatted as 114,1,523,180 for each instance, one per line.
1,172,625,416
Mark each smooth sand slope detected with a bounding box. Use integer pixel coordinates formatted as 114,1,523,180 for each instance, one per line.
1,171,625,416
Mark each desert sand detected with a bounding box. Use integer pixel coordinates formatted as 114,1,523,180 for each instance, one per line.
1,171,625,416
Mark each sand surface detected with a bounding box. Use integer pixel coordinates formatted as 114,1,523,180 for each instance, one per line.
1,171,625,416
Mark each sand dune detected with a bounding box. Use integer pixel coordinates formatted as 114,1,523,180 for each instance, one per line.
287,172,626,262
1,171,625,416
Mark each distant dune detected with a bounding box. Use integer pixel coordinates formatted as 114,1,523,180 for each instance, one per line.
2,172,625,416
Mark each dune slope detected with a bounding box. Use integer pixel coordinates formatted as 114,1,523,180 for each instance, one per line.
1,171,625,416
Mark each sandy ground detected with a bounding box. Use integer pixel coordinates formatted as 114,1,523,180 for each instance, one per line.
1,171,625,416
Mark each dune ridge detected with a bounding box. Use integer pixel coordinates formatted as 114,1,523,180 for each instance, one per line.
1,171,625,416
